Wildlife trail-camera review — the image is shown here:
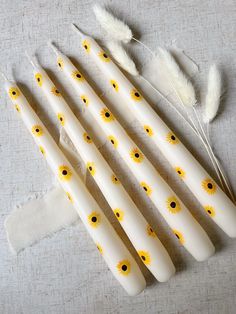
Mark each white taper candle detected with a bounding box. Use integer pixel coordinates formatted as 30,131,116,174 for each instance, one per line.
29,55,176,283
73,27,236,238
4,78,146,296
50,42,215,262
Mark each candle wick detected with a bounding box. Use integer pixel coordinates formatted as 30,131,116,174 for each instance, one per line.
71,23,86,37
25,50,38,68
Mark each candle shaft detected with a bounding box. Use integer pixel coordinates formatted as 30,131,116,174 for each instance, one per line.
77,32,236,238
31,62,176,282
5,80,146,296
51,47,215,262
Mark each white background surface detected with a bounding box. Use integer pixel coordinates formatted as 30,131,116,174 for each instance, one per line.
1,0,236,313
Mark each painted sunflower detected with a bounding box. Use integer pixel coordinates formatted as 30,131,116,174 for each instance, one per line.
100,108,114,122
88,211,101,228
173,229,184,245
146,224,156,237
166,132,179,144
86,162,96,176
15,104,21,113
82,39,91,53
35,73,43,87
58,165,72,181
39,145,45,156
130,148,144,163
113,208,124,221
57,57,64,69
66,192,73,203
80,95,89,106
138,250,151,265
9,87,20,100
32,125,43,137
117,260,131,276
83,132,92,143
204,205,215,217
110,79,119,92
140,181,152,196
71,70,84,82
98,50,110,62
143,125,153,136
51,86,61,97
130,88,142,101
111,174,120,184
166,196,182,214
96,243,103,255
108,135,118,149
175,166,185,179
57,113,65,126
201,178,217,195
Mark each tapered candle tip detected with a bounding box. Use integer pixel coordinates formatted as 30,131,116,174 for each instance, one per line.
48,41,60,55
71,23,86,37
0,69,9,81
25,51,38,68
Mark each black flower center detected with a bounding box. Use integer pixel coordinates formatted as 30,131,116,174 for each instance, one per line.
84,45,88,49
103,53,108,58
58,63,61,67
36,128,39,132
62,170,67,175
114,177,118,181
170,202,176,208
77,73,81,78
143,186,147,191
60,117,63,121
135,153,139,158
116,212,120,218
112,83,116,88
89,166,92,171
87,136,90,140
55,89,59,94
111,139,114,144
141,255,146,261
12,91,16,95
208,210,212,214
105,112,110,118
135,92,140,97
178,171,181,174
37,78,40,82
207,183,213,189
91,216,97,223
171,135,176,140
146,128,149,133
122,265,127,271
83,98,86,103
175,233,180,239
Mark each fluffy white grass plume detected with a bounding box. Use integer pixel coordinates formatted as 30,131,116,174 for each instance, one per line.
93,4,132,43
106,40,139,76
159,48,196,107
203,64,221,123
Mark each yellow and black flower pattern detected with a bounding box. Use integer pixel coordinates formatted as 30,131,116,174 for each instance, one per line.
72,70,84,82
202,178,217,195
113,208,124,221
57,113,65,126
32,125,44,137
88,211,101,228
117,260,131,276
98,50,110,62
138,250,151,265
130,148,144,163
166,196,182,214
100,108,114,122
35,73,43,87
108,135,118,148
9,87,20,100
58,165,72,181
86,162,96,176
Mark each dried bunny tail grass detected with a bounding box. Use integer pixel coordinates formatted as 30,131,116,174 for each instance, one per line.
159,48,196,107
106,40,139,76
93,4,132,43
203,64,221,123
